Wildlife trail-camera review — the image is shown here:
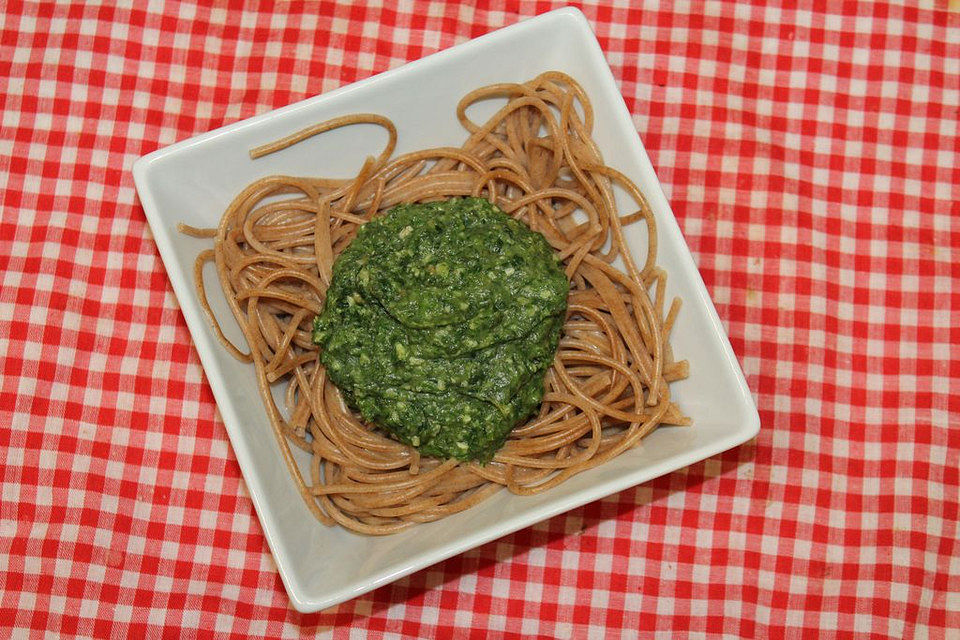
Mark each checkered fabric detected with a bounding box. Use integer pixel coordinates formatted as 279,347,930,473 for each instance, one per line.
1,1,958,637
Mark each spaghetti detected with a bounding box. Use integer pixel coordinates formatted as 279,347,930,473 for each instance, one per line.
183,72,690,535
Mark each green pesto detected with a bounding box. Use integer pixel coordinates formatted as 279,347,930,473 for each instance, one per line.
312,197,568,462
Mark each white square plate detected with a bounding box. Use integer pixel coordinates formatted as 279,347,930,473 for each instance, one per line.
133,7,759,612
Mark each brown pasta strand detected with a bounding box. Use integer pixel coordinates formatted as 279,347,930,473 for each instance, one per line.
185,72,689,535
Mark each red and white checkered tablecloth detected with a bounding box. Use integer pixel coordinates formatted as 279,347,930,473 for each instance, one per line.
1,1,958,637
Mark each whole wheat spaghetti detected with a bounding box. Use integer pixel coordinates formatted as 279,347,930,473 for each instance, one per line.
182,72,690,535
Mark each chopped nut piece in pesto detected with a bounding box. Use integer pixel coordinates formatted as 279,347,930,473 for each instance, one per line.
312,197,569,462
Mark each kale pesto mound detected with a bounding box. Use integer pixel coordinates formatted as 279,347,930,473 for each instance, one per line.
311,197,569,462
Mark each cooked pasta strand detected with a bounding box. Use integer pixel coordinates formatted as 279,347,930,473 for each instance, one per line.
186,72,689,534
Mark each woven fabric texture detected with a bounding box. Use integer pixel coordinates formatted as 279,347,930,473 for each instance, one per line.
1,1,957,637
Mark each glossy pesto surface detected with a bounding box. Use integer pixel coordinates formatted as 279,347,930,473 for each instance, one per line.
312,197,568,461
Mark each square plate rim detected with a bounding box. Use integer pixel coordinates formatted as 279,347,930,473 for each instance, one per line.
132,6,760,613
